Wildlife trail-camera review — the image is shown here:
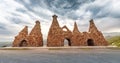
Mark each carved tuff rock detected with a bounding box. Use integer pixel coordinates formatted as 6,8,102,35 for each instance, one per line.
12,21,43,47
13,15,108,47
47,15,108,47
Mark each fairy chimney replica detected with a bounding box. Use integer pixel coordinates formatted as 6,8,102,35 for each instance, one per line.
13,15,108,47
47,15,108,47
47,15,72,46
12,21,43,47
12,26,28,47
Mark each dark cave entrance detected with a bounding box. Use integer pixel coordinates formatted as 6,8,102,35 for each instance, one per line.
64,38,71,46
19,40,28,47
87,39,94,46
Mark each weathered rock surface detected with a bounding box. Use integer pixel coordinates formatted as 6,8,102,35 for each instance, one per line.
47,15,108,47
13,15,108,47
12,26,28,47
47,15,65,46
12,21,43,47
71,22,86,46
86,19,108,46
28,21,43,47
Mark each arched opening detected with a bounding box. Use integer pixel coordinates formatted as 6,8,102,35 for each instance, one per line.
87,39,94,46
63,28,67,31
62,26,69,32
64,38,71,46
19,40,28,47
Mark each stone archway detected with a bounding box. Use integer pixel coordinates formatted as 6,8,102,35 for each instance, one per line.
87,39,94,46
64,38,71,46
19,40,28,47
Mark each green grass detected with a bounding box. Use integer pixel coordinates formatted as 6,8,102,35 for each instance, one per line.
107,36,120,47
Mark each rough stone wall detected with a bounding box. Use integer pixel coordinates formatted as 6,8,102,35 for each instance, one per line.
71,22,87,46
28,21,43,47
71,19,108,46
12,26,28,47
47,16,108,46
12,21,43,47
47,15,65,47
13,15,108,47
86,19,108,46
62,26,72,46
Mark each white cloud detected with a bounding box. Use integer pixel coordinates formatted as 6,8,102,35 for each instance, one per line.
0,0,33,41
0,0,120,42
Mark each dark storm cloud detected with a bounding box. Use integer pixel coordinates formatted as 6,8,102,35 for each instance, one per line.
85,0,120,19
0,24,13,35
43,0,95,19
9,17,30,24
109,12,120,18
0,0,120,42
16,8,27,13
15,0,95,20
85,3,109,18
7,0,120,20
5,14,31,25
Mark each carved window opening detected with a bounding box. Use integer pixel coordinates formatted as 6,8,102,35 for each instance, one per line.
63,28,67,31
87,39,94,46
19,40,28,47
62,26,69,32
64,38,71,46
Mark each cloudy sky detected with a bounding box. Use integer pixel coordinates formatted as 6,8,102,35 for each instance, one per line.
0,0,120,42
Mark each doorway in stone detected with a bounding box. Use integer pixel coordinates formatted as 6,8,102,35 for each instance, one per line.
64,38,71,46
19,40,28,47
87,39,94,46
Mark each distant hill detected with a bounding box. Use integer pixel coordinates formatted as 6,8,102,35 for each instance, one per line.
107,36,120,47
0,42,12,47
104,32,120,38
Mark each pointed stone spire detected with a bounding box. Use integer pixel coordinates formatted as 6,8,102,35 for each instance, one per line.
19,26,28,36
89,19,99,33
29,20,43,46
88,19,108,46
47,15,64,47
71,22,83,46
50,15,60,28
73,22,80,33
12,26,28,47
29,20,41,35
48,15,61,35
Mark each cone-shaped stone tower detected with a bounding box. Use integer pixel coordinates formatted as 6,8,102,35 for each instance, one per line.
28,21,43,47
47,15,64,47
89,19,99,33
73,22,80,33
50,15,60,28
87,19,108,46
13,21,43,47
71,22,86,46
13,15,108,47
13,26,28,47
